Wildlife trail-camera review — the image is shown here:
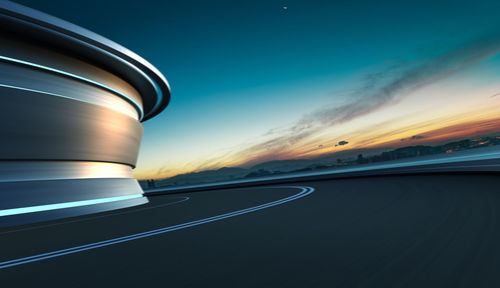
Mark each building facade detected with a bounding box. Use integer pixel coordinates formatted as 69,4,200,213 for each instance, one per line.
0,1,170,227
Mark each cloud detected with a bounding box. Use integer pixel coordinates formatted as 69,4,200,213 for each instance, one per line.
400,135,426,141
157,166,171,176
194,32,500,171
296,36,500,132
380,117,500,147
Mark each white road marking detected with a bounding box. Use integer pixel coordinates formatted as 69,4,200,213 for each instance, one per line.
0,186,314,269
0,196,190,235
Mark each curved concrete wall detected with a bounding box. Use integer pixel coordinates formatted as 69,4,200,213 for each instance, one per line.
0,1,170,227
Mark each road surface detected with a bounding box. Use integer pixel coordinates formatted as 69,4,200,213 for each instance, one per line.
1,174,500,287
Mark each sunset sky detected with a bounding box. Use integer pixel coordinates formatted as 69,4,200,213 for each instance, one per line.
18,0,500,179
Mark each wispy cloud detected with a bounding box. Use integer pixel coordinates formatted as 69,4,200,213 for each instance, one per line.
294,35,500,133
193,33,500,171
400,135,426,142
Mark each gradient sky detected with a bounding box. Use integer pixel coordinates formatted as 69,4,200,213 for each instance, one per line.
17,0,500,179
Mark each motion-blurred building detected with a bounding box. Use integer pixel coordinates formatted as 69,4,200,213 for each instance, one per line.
0,1,170,227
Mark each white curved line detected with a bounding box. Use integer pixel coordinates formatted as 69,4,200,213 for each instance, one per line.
0,56,144,119
0,83,139,120
0,186,314,269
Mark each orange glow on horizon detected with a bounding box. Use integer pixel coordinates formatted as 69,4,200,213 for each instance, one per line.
135,114,500,180
135,82,500,181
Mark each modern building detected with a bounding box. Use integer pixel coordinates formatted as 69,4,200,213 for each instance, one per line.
0,1,170,227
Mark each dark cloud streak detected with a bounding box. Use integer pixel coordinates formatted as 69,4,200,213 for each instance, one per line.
400,135,426,141
296,35,500,133
197,33,500,170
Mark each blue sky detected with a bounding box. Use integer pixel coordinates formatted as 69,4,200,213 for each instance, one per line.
17,0,500,178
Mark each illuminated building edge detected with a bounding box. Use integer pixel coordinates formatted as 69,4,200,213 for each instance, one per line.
0,1,170,227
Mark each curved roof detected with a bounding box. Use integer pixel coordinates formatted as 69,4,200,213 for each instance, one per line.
0,0,170,121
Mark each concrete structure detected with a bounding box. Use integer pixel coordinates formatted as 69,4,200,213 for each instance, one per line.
0,1,170,227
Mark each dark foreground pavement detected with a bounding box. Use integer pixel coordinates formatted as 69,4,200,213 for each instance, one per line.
1,174,500,287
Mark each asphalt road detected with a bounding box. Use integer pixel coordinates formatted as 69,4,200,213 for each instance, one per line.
1,174,500,287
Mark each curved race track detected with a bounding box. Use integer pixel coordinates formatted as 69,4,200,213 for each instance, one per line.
1,174,500,287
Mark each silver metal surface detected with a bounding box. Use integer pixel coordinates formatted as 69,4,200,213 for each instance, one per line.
0,85,143,165
0,0,170,120
0,161,133,182
0,59,140,119
0,1,170,227
0,35,144,109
